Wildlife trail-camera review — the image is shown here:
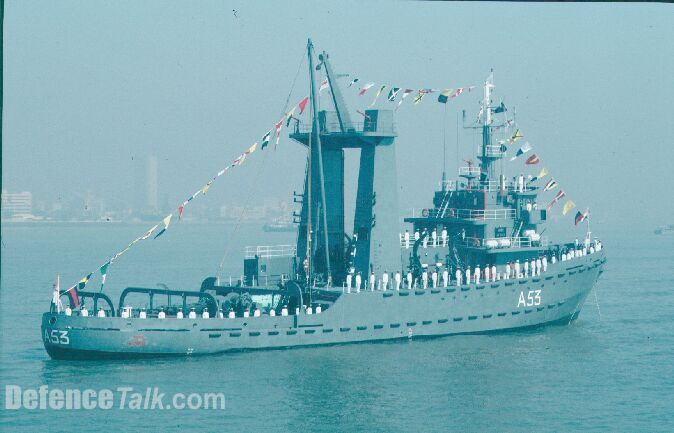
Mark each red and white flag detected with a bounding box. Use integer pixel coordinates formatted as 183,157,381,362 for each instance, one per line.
298,96,309,114
274,117,284,145
359,82,375,96
396,89,414,110
525,154,540,165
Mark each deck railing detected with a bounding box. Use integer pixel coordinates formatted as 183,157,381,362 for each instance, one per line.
292,121,396,135
408,207,515,220
458,236,549,249
398,235,547,249
245,244,297,259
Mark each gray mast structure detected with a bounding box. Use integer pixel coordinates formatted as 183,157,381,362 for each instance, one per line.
290,39,400,286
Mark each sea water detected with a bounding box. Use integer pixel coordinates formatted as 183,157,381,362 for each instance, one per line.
1,223,672,432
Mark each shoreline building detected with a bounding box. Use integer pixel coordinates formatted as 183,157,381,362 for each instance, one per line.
1,190,33,219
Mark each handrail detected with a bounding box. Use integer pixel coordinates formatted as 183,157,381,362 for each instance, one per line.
458,166,480,176
408,207,515,220
293,121,396,135
245,244,297,259
118,287,218,315
58,291,115,315
399,235,548,249
477,144,506,157
459,236,549,249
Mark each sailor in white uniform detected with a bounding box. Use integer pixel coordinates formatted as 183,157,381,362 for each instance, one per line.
406,271,413,290
465,266,471,284
491,264,497,282
456,268,463,286
414,230,420,242
394,271,401,291
346,272,353,293
474,265,481,285
431,270,438,288
382,271,389,291
432,229,437,247
404,230,410,249
369,272,376,291
536,258,542,276
524,260,529,278
542,256,548,272
505,262,511,280
485,265,490,282
422,270,428,289
442,228,448,247
442,268,449,288
422,230,428,249
531,259,537,276
515,260,521,278
355,273,362,293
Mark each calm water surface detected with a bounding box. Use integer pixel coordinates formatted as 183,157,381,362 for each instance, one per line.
1,223,672,432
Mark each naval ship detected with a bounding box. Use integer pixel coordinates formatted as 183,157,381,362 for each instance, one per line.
42,41,606,359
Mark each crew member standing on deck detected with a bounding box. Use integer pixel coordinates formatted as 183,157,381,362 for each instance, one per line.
456,268,463,286
422,229,428,248
395,271,401,291
406,271,413,290
431,269,438,288
485,265,490,282
515,260,521,278
414,229,420,242
382,271,389,291
442,227,448,247
442,268,449,287
369,272,376,291
524,260,529,277
491,264,497,282
404,229,410,249
422,269,429,289
505,262,511,279
355,272,362,293
465,266,471,284
432,229,438,247
475,265,481,284
346,271,353,293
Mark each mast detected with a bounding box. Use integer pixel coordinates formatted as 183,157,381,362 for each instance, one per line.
307,39,332,284
478,70,498,182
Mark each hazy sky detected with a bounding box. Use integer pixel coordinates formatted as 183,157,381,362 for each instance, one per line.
3,1,674,230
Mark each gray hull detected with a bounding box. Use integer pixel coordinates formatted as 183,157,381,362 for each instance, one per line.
42,254,605,359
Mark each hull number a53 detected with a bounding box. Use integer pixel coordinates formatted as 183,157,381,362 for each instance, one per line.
517,290,541,308
44,329,70,345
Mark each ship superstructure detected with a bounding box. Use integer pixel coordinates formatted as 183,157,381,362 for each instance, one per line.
41,41,605,359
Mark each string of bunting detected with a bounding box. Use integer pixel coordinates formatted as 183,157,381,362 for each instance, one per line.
60,91,320,301
506,129,590,226
346,77,476,110
60,76,482,302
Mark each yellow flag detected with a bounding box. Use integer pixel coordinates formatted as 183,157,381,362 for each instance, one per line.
537,167,548,179
202,183,211,194
509,129,524,144
162,214,173,230
562,200,576,216
371,85,386,107
246,143,257,154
